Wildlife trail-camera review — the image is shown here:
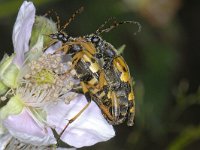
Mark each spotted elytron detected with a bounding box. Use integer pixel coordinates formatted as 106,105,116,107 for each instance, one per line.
45,7,139,138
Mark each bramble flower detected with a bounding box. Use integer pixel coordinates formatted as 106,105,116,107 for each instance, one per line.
0,1,115,149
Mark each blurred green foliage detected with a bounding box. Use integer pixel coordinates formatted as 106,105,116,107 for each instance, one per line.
0,0,200,149
168,126,200,150
0,0,59,18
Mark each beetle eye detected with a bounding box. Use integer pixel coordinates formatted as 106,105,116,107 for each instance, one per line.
58,34,63,38
63,37,68,42
91,36,100,44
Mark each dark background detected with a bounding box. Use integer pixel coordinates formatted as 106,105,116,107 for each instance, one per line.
0,0,199,149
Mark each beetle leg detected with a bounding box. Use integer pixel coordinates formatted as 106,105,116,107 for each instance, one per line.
54,44,70,54
52,41,79,54
70,84,83,94
80,41,96,55
62,51,84,76
98,102,114,122
42,39,57,51
58,81,91,138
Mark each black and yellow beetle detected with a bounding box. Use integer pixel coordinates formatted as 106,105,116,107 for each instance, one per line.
45,7,139,139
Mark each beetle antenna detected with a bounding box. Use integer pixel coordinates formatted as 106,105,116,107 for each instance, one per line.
95,17,116,35
96,20,141,35
60,6,84,32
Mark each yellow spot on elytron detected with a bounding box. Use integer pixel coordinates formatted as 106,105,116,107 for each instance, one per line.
34,69,56,85
129,107,134,113
83,54,99,73
120,72,129,82
113,57,130,82
128,92,134,100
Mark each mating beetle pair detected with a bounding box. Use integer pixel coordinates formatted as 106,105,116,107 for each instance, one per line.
45,7,139,139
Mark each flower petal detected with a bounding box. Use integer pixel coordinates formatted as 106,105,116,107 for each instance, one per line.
0,133,12,150
12,1,35,67
46,95,115,148
3,108,56,146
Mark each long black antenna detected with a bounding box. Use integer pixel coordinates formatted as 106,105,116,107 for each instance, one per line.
44,9,61,31
95,17,116,35
60,6,84,32
96,20,142,35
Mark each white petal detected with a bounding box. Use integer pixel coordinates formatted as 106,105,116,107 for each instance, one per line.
46,95,115,148
0,121,6,135
12,1,35,67
0,133,12,150
3,108,56,146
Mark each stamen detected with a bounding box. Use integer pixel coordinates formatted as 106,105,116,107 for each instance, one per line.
0,89,14,101
17,53,78,108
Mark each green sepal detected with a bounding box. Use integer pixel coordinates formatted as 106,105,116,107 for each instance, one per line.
0,95,24,120
0,81,8,95
0,54,19,88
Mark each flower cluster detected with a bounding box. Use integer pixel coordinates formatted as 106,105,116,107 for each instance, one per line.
0,1,115,149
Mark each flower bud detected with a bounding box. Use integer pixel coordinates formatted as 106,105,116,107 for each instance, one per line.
30,16,57,48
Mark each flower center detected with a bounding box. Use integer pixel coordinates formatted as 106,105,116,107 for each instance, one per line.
16,53,78,107
33,69,56,85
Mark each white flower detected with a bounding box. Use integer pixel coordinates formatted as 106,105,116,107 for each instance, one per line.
0,1,115,149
